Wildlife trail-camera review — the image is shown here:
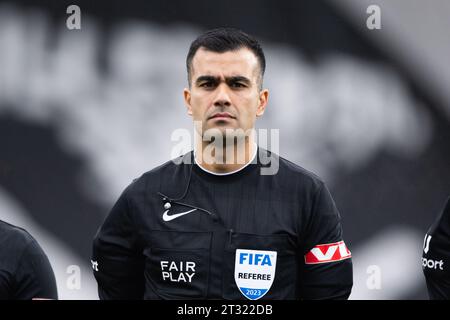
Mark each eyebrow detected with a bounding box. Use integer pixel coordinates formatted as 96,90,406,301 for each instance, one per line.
195,75,251,86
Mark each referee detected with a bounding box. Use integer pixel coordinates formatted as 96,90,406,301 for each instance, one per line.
92,27,353,300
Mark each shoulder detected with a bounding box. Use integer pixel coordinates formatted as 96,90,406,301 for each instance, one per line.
428,197,450,239
0,220,44,264
0,220,37,250
121,152,192,197
260,148,325,192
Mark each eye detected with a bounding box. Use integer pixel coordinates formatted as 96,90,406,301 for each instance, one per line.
199,81,215,88
230,82,246,88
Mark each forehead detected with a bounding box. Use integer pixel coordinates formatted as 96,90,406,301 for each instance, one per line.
191,47,259,79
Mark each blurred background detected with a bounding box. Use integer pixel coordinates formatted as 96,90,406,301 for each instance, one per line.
0,0,449,299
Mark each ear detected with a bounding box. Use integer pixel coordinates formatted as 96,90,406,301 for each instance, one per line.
184,88,193,116
256,89,269,117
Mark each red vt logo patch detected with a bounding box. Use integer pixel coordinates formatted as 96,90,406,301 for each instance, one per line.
304,241,351,264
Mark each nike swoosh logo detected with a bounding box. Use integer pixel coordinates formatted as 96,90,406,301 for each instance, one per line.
162,208,197,222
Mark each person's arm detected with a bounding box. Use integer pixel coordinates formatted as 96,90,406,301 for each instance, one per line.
92,186,145,300
13,239,58,300
298,182,353,300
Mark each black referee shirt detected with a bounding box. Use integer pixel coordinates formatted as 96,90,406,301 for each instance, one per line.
0,220,58,300
92,148,353,299
422,197,450,299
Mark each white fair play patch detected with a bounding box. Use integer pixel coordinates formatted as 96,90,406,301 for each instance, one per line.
234,249,277,300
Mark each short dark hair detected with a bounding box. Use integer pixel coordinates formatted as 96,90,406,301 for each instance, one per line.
186,27,266,88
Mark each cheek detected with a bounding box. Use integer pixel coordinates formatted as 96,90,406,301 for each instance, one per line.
190,93,210,116
238,94,260,115
236,97,259,128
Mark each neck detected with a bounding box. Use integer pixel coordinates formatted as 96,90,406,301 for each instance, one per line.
194,136,257,174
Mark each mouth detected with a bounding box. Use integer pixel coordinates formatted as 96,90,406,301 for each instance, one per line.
208,112,236,120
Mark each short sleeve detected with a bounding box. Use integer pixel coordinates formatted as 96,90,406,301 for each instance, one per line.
92,187,145,300
13,240,58,300
298,182,353,299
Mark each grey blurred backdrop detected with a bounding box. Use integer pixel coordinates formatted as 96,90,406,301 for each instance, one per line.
0,0,449,299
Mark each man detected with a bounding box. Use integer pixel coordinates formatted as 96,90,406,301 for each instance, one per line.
0,220,58,300
422,197,450,299
92,27,353,300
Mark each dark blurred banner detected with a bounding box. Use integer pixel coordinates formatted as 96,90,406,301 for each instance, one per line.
0,0,449,299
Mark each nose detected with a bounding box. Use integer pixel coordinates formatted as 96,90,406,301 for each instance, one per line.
213,84,231,108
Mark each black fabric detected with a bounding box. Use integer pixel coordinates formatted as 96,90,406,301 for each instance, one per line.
0,220,58,300
422,197,450,299
92,148,353,299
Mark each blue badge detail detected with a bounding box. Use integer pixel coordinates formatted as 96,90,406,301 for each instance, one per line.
234,249,277,300
238,288,268,300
